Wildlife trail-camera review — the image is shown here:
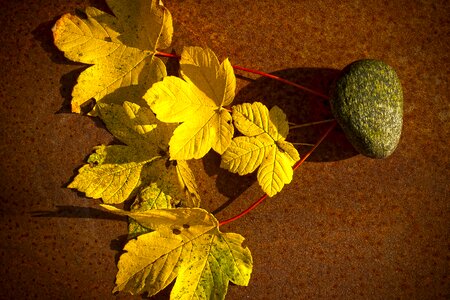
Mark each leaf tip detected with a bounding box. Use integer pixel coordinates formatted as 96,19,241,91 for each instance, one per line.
71,102,81,113
51,13,69,41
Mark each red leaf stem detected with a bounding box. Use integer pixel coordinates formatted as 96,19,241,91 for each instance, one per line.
293,121,337,171
155,51,180,59
232,65,330,100
155,51,330,100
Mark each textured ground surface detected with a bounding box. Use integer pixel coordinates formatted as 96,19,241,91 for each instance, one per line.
0,0,449,299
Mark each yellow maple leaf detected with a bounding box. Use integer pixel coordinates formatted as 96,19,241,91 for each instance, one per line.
144,46,236,160
221,102,300,197
69,102,201,206
97,102,201,207
101,205,253,298
68,144,160,204
52,0,172,113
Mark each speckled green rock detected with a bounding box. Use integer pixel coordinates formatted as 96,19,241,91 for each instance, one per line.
331,59,403,158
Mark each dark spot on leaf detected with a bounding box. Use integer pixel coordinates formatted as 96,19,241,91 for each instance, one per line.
104,37,112,42
183,224,190,229
172,228,181,235
227,119,232,125
172,161,178,167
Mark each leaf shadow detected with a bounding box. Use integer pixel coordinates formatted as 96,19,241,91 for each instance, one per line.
32,18,74,65
110,234,128,266
204,67,358,213
56,68,88,113
202,151,257,215
31,205,125,221
32,205,128,259
32,18,89,115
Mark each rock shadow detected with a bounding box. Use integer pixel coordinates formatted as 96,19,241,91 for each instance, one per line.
234,67,357,162
204,67,358,213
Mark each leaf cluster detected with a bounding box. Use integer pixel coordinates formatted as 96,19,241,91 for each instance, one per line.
54,0,301,299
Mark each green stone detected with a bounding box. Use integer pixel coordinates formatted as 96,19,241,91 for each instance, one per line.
331,59,403,158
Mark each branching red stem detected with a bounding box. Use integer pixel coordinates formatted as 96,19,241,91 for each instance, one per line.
219,121,337,226
155,51,330,100
293,121,337,171
155,51,337,226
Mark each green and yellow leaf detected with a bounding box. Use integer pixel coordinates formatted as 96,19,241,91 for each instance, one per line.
52,0,172,113
141,158,201,208
221,102,300,197
69,102,200,205
128,183,174,239
144,46,236,160
101,206,253,299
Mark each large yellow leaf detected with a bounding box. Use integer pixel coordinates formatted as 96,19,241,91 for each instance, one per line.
99,101,200,207
144,46,236,160
69,102,201,206
101,206,253,299
221,102,300,197
52,0,172,113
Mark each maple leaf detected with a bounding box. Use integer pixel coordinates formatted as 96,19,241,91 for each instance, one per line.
68,144,160,204
68,101,200,206
144,46,236,160
101,205,253,299
52,0,172,113
220,102,300,197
